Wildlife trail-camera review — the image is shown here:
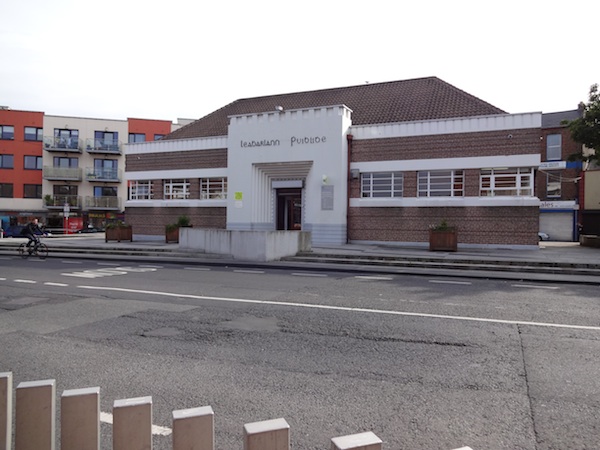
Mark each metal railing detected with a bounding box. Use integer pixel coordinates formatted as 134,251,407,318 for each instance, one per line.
43,136,82,152
85,196,121,209
43,195,82,208
85,138,122,154
85,168,122,182
42,166,82,181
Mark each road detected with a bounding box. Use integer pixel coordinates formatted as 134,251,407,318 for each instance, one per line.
1,255,599,450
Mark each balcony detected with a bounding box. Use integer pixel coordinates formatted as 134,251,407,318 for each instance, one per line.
44,195,82,209
85,168,122,182
85,138,122,155
43,166,83,181
43,136,82,153
85,196,121,210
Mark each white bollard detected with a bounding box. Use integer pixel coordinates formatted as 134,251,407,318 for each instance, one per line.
243,418,290,450
61,387,100,450
172,406,214,450
331,431,383,450
15,379,56,450
113,396,152,450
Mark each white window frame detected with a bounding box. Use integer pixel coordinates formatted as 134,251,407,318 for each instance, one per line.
546,171,562,198
129,180,153,200
480,167,533,197
164,179,190,200
418,170,464,197
546,134,562,161
361,172,403,198
200,177,227,199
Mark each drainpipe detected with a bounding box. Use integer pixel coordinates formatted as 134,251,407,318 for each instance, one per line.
346,134,353,244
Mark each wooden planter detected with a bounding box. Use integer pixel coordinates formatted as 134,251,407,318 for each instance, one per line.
165,227,179,243
429,229,457,252
105,226,133,243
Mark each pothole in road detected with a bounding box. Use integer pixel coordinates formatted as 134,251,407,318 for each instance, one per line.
219,316,280,332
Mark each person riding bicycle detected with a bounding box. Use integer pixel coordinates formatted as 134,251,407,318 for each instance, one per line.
23,218,47,251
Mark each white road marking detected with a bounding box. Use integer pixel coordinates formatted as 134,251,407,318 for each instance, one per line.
291,272,328,277
14,279,36,284
233,269,265,274
184,267,211,271
44,282,69,287
97,262,121,266
429,280,472,285
355,276,394,281
511,284,560,290
0,277,6,281
77,285,600,332
100,411,171,436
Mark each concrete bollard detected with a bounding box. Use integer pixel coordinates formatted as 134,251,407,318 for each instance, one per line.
172,406,214,450
0,372,12,450
331,431,383,450
15,379,56,450
61,387,100,450
243,417,290,450
113,396,152,450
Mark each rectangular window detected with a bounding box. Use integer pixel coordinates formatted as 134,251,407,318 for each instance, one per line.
0,125,14,140
53,185,78,196
546,171,561,198
200,177,227,199
24,184,42,198
94,159,118,178
128,133,146,143
94,186,118,197
361,172,403,198
54,128,79,149
0,183,13,198
94,130,119,151
418,170,464,197
164,179,190,200
24,127,43,141
0,154,14,169
129,180,153,200
546,134,562,161
24,155,43,170
53,156,79,168
480,167,533,196
154,134,165,140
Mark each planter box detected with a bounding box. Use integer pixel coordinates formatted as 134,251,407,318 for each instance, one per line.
429,229,457,252
165,227,179,243
105,226,133,242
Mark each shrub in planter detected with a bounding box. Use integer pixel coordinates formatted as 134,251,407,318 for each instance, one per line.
428,219,457,252
165,215,192,243
105,221,133,243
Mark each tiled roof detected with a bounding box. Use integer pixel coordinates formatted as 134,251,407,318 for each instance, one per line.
542,109,581,128
164,77,506,140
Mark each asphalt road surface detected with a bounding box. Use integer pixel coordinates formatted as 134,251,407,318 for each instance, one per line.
1,255,599,450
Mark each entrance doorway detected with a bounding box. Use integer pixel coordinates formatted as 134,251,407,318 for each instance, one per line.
276,188,302,230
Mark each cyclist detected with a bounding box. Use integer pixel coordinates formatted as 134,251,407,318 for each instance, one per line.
23,218,47,252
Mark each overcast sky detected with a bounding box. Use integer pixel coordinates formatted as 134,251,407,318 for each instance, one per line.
1,0,597,123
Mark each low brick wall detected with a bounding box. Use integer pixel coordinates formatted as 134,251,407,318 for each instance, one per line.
580,235,600,248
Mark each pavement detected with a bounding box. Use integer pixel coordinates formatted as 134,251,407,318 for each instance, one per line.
0,234,599,285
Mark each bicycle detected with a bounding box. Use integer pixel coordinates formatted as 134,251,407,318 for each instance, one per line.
18,236,49,260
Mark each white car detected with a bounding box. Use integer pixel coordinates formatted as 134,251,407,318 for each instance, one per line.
538,232,550,241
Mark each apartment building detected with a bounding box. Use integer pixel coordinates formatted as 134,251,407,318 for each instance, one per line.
0,107,189,233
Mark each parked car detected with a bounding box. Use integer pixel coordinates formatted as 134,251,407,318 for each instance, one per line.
538,232,550,241
77,225,104,233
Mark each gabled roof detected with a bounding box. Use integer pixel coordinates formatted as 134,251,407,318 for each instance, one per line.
164,76,506,140
542,109,581,128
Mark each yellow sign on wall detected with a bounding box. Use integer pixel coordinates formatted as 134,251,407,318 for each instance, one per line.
234,192,243,201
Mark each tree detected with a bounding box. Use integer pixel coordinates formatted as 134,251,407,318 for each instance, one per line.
566,83,600,162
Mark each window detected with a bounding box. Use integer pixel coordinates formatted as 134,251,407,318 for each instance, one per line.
129,180,153,200
546,134,562,161
154,134,165,140
480,167,533,196
94,131,119,150
24,155,43,170
24,184,42,198
94,159,118,178
24,127,43,141
0,183,13,198
164,179,190,199
200,177,227,199
546,171,561,198
128,133,146,143
361,172,403,198
53,156,78,167
54,185,78,196
0,154,14,169
0,125,14,140
54,129,79,149
418,170,464,197
94,186,118,197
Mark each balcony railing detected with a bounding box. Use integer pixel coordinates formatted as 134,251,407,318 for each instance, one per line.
44,195,82,209
85,168,122,182
43,166,83,181
85,138,122,154
43,136,82,153
85,196,121,210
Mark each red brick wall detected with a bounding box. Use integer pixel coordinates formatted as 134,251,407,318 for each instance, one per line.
126,207,226,235
126,149,227,172
348,206,539,245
